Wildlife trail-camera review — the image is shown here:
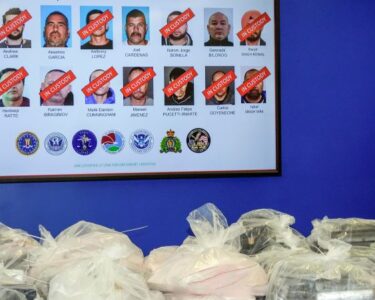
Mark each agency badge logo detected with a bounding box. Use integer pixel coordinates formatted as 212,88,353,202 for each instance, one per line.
44,132,67,156
160,129,182,153
72,129,97,155
130,129,153,154
16,131,39,156
186,128,211,153
101,130,125,154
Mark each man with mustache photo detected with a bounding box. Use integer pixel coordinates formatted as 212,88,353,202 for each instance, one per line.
123,67,153,106
43,10,70,48
0,8,31,48
124,8,148,46
241,68,266,104
40,69,74,106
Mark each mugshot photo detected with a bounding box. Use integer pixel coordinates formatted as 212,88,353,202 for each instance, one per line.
205,66,235,105
204,8,233,46
41,6,71,48
164,66,194,106
122,7,150,46
240,10,267,46
80,6,113,50
123,67,153,106
0,68,30,107
40,68,74,106
0,7,31,48
161,10,193,46
85,69,116,104
241,66,267,104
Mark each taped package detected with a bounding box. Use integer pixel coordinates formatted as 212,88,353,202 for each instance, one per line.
238,209,308,255
266,240,375,300
29,221,160,300
146,203,268,300
309,217,375,249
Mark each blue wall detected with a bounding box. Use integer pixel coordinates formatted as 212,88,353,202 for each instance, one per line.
1,0,375,254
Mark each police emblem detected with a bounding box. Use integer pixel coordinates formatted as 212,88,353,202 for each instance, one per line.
72,129,97,155
101,130,125,154
16,132,39,155
186,128,211,153
160,130,182,153
44,132,67,155
130,129,153,153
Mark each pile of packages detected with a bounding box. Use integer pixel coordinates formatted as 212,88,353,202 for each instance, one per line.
1,203,375,299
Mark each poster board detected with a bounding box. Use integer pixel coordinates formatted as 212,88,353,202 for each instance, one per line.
0,0,280,182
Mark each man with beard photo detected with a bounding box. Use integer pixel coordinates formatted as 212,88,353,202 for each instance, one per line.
40,69,74,106
85,69,115,104
161,11,193,46
123,67,153,106
124,9,148,46
241,68,266,104
0,8,31,48
0,68,30,107
81,9,113,50
43,10,70,48
204,10,233,46
206,70,234,105
165,67,194,106
240,10,266,46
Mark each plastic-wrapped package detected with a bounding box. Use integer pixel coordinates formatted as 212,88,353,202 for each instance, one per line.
147,203,268,300
0,223,40,271
309,217,375,249
29,221,145,298
238,209,309,255
350,245,375,264
266,240,375,300
48,246,164,300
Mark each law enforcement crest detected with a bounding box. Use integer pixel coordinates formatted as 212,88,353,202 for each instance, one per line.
160,130,182,153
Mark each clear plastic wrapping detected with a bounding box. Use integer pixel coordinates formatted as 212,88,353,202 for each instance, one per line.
29,221,148,299
147,203,268,300
266,240,375,300
0,223,40,271
238,209,308,255
309,217,375,250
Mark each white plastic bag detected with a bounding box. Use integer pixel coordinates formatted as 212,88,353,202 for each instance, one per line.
147,203,267,299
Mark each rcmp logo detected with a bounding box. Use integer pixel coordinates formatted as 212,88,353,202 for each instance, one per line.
160,129,182,153
186,128,211,153
44,132,67,155
72,129,97,155
130,129,153,154
101,130,125,154
16,132,39,155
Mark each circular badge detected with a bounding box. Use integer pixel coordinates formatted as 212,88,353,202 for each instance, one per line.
101,130,125,154
16,132,39,156
44,132,67,156
186,128,211,153
72,130,97,155
129,129,154,154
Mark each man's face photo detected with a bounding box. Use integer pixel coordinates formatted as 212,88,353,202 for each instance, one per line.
242,10,262,43
126,15,147,45
88,12,108,38
128,69,148,100
1,71,24,103
172,82,188,100
4,14,25,40
42,71,71,104
90,70,110,96
244,69,264,102
207,12,230,41
44,13,70,47
212,71,228,99
168,14,188,41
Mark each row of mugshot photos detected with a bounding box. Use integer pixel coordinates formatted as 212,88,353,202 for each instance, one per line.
0,6,269,49
14,128,212,156
0,66,268,107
